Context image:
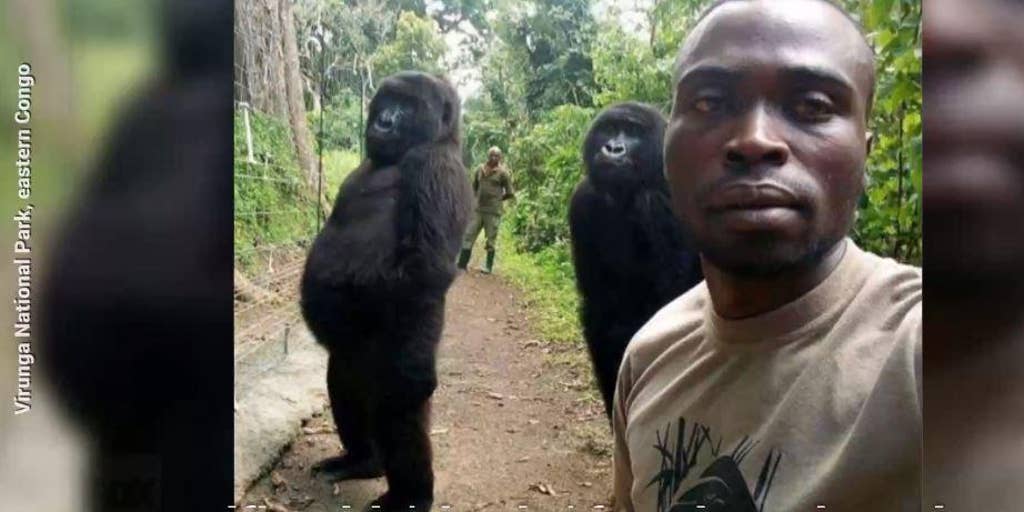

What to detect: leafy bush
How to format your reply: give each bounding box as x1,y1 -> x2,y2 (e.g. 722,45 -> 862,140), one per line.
322,149 -> 361,203
233,110 -> 317,270
591,22 -> 673,111
234,108 -> 298,165
462,104 -> 517,168
371,11 -> 448,79
847,0 -> 922,264
307,97 -> 363,152
504,105 -> 596,253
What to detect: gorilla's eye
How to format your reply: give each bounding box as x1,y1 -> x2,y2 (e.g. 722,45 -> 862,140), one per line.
792,92 -> 836,122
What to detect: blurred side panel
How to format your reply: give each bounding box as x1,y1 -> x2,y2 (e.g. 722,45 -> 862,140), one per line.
1,0 -> 234,510
924,0 -> 1024,508
1,1 -> 87,509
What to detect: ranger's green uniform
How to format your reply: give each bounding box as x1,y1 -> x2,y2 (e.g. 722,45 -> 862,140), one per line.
459,161 -> 514,273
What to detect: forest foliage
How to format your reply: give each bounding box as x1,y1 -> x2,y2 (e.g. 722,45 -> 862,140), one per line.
237,0 -> 922,309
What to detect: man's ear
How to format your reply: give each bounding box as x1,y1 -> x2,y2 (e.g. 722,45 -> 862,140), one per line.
865,131 -> 874,155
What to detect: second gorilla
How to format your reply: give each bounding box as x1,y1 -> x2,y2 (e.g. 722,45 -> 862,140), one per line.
570,102 -> 704,419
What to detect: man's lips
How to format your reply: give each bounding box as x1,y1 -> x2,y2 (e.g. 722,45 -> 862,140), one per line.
706,182 -> 802,212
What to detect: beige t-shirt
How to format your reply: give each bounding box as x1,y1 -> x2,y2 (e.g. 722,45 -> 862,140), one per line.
613,240 -> 921,511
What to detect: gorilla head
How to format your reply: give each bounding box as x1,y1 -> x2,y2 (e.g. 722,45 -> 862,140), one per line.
582,102 -> 667,194
366,72 -> 460,166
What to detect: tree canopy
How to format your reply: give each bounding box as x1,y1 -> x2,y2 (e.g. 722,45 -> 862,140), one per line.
281,0 -> 922,264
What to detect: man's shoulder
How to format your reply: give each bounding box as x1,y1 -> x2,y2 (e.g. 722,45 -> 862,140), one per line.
858,246 -> 921,282
852,247 -> 922,328
624,282 -> 709,371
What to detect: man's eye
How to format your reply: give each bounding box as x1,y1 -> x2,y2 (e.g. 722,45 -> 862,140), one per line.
692,94 -> 725,114
793,93 -> 836,122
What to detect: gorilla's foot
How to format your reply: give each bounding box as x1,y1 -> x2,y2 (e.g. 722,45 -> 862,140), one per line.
366,491 -> 432,511
311,453 -> 384,481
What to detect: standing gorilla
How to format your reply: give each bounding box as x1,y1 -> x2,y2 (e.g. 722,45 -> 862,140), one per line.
569,102 -> 703,419
300,71 -> 472,510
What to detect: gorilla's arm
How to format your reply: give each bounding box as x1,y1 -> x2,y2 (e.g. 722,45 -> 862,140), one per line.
569,181 -> 602,294
569,182 -> 622,336
395,143 -> 473,289
631,189 -> 704,298
570,181 -> 644,414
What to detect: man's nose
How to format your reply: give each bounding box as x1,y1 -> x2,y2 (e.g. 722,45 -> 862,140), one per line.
724,104 -> 790,169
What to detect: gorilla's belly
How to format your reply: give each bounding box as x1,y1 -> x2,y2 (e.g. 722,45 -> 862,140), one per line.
306,196 -> 400,287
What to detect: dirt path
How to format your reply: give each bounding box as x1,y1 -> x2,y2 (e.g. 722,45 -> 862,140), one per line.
240,270 -> 614,511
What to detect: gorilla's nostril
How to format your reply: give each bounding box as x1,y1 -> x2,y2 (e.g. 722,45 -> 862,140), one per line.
604,142 -> 626,156
375,117 -> 394,131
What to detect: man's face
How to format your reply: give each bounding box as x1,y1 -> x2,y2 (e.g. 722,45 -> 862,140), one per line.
924,0 -> 1024,290
665,0 -> 873,276
488,152 -> 501,165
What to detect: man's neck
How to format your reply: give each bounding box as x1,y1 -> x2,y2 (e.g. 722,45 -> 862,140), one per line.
703,241 -> 847,319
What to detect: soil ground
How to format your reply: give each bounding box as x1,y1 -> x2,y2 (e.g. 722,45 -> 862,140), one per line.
238,268 -> 614,511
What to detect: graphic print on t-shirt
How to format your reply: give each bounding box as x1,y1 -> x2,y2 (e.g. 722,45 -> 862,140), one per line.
647,417 -> 783,512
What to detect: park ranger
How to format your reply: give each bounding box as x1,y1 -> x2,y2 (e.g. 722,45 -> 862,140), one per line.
458,146 -> 515,274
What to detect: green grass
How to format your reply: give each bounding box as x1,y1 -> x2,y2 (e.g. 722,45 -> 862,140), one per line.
497,229 -> 583,346
322,149 -> 361,203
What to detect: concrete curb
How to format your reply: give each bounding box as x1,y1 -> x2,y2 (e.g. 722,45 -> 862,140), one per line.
234,325 -> 329,503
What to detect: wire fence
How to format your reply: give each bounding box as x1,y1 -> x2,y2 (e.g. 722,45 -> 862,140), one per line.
233,9 -> 372,391
233,95 -> 324,389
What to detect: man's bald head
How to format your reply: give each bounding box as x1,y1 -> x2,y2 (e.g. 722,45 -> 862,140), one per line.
676,0 -> 876,118
696,0 -> 873,45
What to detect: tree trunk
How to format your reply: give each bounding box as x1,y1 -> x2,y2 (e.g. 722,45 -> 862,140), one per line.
278,0 -> 319,196
234,10 -> 249,104
304,73 -> 321,114
235,0 -> 289,118
648,0 -> 659,53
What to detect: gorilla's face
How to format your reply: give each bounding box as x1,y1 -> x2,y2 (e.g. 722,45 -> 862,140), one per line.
366,72 -> 458,165
583,103 -> 666,193
664,0 -> 873,277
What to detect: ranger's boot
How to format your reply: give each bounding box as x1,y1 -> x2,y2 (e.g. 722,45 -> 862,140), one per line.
457,248 -> 472,270
481,250 -> 496,274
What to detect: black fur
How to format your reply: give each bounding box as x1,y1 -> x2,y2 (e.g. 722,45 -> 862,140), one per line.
300,71 -> 472,511
569,102 -> 703,420
38,1 -> 234,508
